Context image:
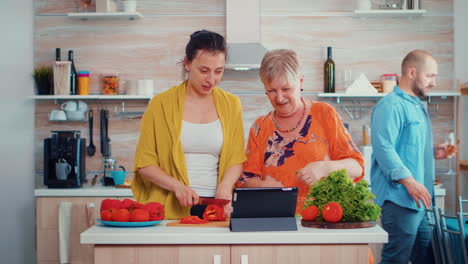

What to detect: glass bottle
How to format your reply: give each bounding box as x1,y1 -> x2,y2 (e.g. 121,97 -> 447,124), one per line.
324,46 -> 335,93
68,50 -> 78,95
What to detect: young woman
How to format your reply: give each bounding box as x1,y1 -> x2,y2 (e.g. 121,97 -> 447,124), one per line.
132,30 -> 246,219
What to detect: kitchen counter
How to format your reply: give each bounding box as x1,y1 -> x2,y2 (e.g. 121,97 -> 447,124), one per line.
34,186 -> 133,197
81,220 -> 387,264
81,220 -> 388,245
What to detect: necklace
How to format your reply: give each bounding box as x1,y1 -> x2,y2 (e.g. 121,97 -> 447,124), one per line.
272,97 -> 306,133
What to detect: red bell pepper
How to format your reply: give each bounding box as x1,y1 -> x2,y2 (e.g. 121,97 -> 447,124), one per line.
141,202 -> 165,221
202,204 -> 225,221
180,215 -> 209,224
100,199 -> 122,212
120,199 -> 143,211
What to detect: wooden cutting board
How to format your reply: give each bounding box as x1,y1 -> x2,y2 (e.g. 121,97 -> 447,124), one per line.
167,220 -> 229,228
301,219 -> 376,229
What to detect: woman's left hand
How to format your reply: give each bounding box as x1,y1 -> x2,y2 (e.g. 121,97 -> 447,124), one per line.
296,161 -> 330,186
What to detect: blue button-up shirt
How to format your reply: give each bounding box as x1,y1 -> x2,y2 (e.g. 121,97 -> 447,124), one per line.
371,86 -> 435,211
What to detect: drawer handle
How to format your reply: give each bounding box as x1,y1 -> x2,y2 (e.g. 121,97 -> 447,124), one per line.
241,254 -> 248,264
213,254 -> 221,264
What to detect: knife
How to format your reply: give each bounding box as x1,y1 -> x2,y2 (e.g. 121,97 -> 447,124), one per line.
198,198 -> 230,206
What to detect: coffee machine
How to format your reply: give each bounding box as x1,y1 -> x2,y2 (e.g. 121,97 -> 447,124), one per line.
44,131 -> 86,188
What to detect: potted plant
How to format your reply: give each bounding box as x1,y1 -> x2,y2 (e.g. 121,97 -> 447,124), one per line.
33,66 -> 53,95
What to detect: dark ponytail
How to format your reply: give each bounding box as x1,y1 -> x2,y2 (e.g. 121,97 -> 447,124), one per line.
185,30 -> 227,62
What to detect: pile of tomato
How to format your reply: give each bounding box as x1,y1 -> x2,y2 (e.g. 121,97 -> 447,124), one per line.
100,199 -> 164,222
301,202 -> 343,223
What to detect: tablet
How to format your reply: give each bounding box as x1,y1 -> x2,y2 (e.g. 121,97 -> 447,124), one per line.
231,187 -> 298,218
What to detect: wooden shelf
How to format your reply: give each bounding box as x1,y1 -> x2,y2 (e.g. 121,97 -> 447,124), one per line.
318,91 -> 460,104
353,9 -> 427,18
31,95 -> 152,100
67,12 -> 143,20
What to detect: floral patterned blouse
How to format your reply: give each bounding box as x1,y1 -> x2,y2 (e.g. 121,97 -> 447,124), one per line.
238,101 -> 364,214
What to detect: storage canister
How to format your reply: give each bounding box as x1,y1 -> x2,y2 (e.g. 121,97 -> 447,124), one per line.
381,74 -> 398,93
101,73 -> 119,95
77,71 -> 90,95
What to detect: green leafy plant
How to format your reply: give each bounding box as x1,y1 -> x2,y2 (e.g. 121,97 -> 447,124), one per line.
33,66 -> 52,82
33,66 -> 53,95
303,169 -> 381,222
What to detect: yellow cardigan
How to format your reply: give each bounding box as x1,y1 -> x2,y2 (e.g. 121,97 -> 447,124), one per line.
131,81 -> 247,219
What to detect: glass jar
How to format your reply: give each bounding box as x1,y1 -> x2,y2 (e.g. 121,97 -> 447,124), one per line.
77,71 -> 90,95
101,73 -> 119,95
79,0 -> 93,12
380,74 -> 398,94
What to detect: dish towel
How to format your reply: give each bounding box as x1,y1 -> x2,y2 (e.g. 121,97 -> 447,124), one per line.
58,202 -> 72,264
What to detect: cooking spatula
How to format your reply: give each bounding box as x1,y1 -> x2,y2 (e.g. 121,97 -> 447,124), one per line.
86,109 -> 96,156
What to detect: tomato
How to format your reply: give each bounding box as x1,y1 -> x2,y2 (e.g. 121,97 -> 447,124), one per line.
112,208 -> 130,222
321,202 -> 343,223
141,202 -> 165,221
180,215 -> 209,224
202,204 -> 225,221
130,209 -> 150,222
120,199 -> 143,211
301,205 -> 319,221
100,199 -> 122,212
100,209 -> 113,221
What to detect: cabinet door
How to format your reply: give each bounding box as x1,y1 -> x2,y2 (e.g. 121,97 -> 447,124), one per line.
231,244 -> 368,264
36,197 -> 112,264
94,245 -> 230,264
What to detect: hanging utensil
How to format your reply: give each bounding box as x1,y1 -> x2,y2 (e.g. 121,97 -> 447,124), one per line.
86,109 -> 96,156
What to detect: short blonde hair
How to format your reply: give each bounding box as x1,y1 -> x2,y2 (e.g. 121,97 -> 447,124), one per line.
259,49 -> 302,86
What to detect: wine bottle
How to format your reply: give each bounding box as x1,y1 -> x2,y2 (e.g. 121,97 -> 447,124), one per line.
324,46 -> 335,93
68,50 -> 77,95
55,48 -> 61,61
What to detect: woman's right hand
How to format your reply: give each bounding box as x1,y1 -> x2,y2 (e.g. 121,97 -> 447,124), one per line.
174,184 -> 199,207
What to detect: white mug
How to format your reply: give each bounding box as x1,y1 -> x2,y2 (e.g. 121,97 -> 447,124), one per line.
125,80 -> 138,95
55,159 -> 72,180
137,80 -> 154,96
61,101 -> 78,112
122,0 -> 137,12
49,109 -> 67,121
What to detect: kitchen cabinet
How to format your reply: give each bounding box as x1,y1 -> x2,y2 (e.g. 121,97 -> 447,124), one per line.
81,221 -> 387,264
94,245 -> 230,264
36,196 -> 122,264
231,244 -> 368,264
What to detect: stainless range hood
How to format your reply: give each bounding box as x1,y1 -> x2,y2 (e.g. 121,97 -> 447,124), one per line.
225,0 -> 268,70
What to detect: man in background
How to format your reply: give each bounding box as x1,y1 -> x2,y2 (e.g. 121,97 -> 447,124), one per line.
371,50 -> 452,264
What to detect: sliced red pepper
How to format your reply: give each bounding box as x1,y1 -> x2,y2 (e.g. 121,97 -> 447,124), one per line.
202,204 -> 225,221
180,215 -> 209,224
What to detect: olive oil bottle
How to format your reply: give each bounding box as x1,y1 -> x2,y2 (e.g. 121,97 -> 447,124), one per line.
324,46 -> 335,93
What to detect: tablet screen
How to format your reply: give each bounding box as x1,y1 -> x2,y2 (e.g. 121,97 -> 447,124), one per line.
231,187 -> 298,218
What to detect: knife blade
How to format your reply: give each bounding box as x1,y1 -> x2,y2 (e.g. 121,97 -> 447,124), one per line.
198,198 -> 230,206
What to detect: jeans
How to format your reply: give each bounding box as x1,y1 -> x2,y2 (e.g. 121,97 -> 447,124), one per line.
380,201 -> 434,264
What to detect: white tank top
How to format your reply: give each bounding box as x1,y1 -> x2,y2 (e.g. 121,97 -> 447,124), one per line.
180,119 -> 223,197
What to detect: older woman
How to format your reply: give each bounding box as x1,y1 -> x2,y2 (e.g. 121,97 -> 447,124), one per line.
132,30 -> 246,219
238,49 -> 364,214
